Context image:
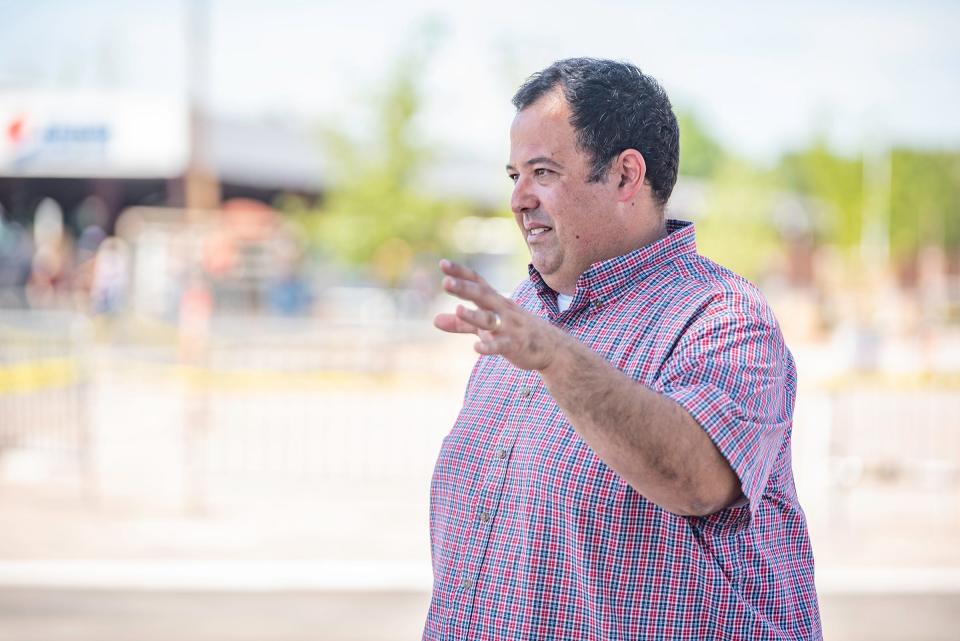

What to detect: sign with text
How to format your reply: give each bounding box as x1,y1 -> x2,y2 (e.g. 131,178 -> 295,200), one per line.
0,91 -> 189,178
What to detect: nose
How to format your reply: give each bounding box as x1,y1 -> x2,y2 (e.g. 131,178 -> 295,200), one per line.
511,175 -> 539,216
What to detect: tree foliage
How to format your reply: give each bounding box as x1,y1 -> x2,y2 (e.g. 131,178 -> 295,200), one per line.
889,150 -> 960,261
677,110 -> 726,179
776,141 -> 864,250
694,159 -> 782,281
287,36 -> 469,287
775,142 -> 960,266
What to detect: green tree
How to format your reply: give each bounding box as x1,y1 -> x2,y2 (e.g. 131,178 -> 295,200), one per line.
889,150 -> 960,263
775,143 -> 960,268
287,30 -> 470,287
677,110 -> 726,178
776,141 -> 864,251
695,159 -> 782,281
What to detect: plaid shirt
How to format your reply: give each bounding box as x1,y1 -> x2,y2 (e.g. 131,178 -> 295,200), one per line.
425,220 -> 821,640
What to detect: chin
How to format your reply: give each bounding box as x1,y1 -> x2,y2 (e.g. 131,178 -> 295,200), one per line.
530,256 -> 556,275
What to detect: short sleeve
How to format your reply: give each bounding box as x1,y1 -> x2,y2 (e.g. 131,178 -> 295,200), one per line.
658,300 -> 795,522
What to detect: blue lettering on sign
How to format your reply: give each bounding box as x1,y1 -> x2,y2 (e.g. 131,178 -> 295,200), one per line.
13,122 -> 112,171
42,124 -> 110,144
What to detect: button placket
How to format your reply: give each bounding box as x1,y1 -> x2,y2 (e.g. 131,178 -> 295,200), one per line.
445,382 -> 528,638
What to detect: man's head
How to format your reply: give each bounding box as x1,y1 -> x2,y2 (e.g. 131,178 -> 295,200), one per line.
507,58 -> 680,294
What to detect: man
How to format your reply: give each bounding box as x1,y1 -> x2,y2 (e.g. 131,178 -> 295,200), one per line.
425,58 -> 821,640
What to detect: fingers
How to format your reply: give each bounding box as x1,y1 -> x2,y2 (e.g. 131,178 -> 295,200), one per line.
436,260 -> 510,357
439,259 -> 501,309
456,305 -> 501,333
442,275 -> 502,310
433,313 -> 478,335
439,259 -> 486,285
474,336 -> 511,355
437,305 -> 501,335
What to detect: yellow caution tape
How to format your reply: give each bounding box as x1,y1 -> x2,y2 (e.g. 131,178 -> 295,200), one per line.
108,361 -> 457,394
3,356 -> 957,396
172,364 -> 443,392
0,359 -> 80,393
819,370 -> 960,391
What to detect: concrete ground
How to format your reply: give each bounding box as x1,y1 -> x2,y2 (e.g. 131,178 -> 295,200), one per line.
0,589 -> 431,641
1,588 -> 959,641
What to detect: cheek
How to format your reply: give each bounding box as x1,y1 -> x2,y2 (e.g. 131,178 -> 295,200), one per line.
562,197 -> 603,242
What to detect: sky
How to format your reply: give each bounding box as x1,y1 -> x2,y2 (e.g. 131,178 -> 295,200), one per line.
1,0 -> 959,166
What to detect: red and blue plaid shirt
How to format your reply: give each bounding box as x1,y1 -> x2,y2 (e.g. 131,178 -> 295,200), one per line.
425,220 -> 821,640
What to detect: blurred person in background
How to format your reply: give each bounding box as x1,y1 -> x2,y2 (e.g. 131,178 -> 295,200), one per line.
71,224 -> 107,310
428,58 -> 820,639
25,198 -> 73,308
266,226 -> 313,316
0,206 -> 33,308
89,236 -> 130,316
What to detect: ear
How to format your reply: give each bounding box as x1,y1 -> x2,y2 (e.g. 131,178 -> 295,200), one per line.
615,149 -> 647,202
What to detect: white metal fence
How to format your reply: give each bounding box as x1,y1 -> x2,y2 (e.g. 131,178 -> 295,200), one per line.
2,311 -> 959,515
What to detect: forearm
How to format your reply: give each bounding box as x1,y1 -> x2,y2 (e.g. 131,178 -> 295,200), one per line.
432,260 -> 741,515
539,331 -> 742,516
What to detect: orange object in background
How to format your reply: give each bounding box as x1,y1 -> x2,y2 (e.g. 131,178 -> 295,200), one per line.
221,198 -> 278,243
178,271 -> 213,364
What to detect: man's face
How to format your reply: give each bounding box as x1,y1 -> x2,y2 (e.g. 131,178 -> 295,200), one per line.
507,89 -> 622,295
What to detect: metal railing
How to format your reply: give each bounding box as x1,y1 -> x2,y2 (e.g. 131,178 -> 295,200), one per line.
0,310 -> 94,499
3,309 -> 959,516
826,378 -> 960,489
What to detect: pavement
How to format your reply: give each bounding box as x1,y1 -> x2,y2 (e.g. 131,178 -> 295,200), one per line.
0,588 -> 432,641
2,475 -> 959,641
1,584 -> 959,641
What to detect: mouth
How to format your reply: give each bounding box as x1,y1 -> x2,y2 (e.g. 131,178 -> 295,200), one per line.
526,225 -> 553,241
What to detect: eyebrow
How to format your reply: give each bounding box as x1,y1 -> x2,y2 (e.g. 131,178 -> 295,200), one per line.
506,157 -> 565,172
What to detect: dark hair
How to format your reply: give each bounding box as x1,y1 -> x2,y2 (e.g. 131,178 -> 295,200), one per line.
512,58 -> 679,208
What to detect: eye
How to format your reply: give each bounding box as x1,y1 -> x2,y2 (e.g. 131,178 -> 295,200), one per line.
507,172 -> 519,183
534,168 -> 553,178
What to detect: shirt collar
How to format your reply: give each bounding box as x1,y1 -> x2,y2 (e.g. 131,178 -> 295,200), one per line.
528,218 -> 697,314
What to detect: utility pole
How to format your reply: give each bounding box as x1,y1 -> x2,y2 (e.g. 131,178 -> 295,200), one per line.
181,0 -> 216,516
183,0 -> 220,216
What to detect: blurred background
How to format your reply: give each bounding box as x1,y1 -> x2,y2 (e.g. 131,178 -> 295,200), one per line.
1,1 -> 959,639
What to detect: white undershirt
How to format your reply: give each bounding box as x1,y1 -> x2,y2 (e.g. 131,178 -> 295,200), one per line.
557,293 -> 573,312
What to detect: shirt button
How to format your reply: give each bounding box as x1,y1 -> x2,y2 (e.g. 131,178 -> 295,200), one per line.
461,578 -> 473,590
479,511 -> 490,523
519,387 -> 532,398
496,448 -> 508,460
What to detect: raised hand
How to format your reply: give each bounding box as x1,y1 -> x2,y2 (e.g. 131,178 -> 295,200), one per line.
433,259 -> 564,372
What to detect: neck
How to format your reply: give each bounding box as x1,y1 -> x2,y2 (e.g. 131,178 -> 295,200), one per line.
614,215 -> 669,262
545,218 -> 670,296
643,217 -> 668,246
